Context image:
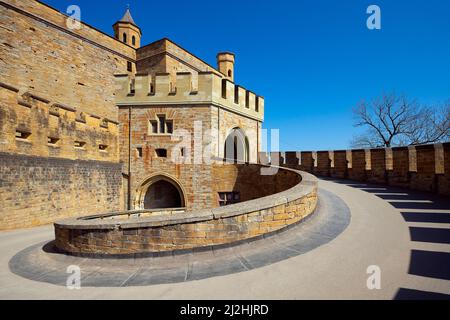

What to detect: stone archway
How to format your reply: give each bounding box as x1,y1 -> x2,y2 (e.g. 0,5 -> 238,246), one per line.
135,174 -> 186,210
224,127 -> 249,163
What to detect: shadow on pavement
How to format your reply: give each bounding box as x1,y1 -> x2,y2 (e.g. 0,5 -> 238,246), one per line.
394,288 -> 450,300
319,177 -> 450,299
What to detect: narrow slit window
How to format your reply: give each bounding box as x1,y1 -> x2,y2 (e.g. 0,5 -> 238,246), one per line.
234,85 -> 239,104
129,78 -> 135,95
137,147 -> 143,158
15,130 -> 31,140
158,115 -> 166,134
255,96 -> 259,112
74,141 -> 86,148
132,36 -> 136,46
48,137 -> 59,145
166,120 -> 173,134
150,120 -> 158,134
123,33 -> 127,44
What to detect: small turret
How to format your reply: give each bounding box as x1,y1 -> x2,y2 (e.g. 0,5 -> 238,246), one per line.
113,8 -> 141,48
217,52 -> 235,82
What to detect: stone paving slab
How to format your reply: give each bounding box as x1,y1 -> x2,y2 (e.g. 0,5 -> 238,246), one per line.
8,188 -> 351,287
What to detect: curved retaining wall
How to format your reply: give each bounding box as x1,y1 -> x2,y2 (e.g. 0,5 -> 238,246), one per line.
54,166 -> 318,255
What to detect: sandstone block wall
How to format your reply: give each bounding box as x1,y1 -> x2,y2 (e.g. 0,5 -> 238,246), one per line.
368,149 -> 388,184
0,0 -> 135,121
388,147 -> 410,188
211,163 -> 302,204
348,149 -> 368,181
264,142 -> 450,195
410,144 -> 437,192
119,105 -> 215,211
316,151 -> 331,177
0,152 -> 122,230
331,150 -> 348,178
0,85 -> 119,161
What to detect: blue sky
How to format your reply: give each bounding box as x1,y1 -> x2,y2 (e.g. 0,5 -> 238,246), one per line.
44,0 -> 450,151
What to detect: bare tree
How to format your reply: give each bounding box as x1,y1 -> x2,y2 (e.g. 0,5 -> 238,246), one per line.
351,93 -> 449,148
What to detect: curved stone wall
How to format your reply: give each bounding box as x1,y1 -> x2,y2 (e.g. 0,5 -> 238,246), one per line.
54,165 -> 318,256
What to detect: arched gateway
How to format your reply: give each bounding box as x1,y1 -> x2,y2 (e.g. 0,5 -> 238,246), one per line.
135,174 -> 186,210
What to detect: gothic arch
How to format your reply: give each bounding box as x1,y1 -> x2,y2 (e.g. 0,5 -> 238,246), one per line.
134,173 -> 186,210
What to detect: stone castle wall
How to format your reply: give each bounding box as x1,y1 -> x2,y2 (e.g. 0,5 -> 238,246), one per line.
136,38 -> 219,79
265,142 -> 450,195
0,0 -> 135,121
118,105 -> 215,211
0,0 -> 134,229
0,85 -> 119,161
0,152 -> 122,230
0,85 -> 124,230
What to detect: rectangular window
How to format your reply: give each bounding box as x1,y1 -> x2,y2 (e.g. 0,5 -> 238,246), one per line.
127,61 -> 133,72
158,115 -> 166,134
137,147 -> 143,158
129,79 -> 135,95
234,85 -> 239,104
48,137 -> 59,145
218,192 -> 240,206
15,130 -> 31,140
166,120 -> 173,134
245,91 -> 250,108
155,148 -> 167,158
150,121 -> 158,134
74,141 -> 86,148
149,83 -> 155,95
255,96 -> 259,112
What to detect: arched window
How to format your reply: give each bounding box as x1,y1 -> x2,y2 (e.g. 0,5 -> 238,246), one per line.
228,70 -> 232,78
123,33 -> 127,43
224,127 -> 249,163
132,35 -> 136,46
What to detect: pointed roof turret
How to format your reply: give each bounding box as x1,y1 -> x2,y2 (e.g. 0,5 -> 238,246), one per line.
113,6 -> 142,48
120,8 -> 136,25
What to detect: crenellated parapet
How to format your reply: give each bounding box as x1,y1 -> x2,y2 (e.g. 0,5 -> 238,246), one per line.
114,71 -> 264,121
260,143 -> 450,196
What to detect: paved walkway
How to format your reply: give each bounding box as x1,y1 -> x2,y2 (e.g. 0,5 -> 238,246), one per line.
0,179 -> 449,299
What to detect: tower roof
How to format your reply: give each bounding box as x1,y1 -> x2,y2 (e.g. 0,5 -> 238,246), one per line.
120,8 -> 136,25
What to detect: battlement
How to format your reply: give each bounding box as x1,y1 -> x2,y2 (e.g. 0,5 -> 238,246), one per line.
260,143 -> 450,196
114,72 -> 264,121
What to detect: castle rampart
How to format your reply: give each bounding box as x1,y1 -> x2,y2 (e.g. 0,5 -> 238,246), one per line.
262,143 -> 450,195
